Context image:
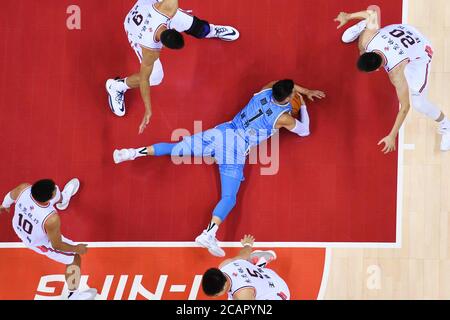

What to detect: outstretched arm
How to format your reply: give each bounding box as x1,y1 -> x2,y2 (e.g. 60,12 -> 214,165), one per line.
334,8 -> 380,30
1,183 -> 30,214
378,65 -> 411,154
138,47 -> 159,134
294,84 -> 326,102
219,235 -> 255,269
261,81 -> 326,102
45,214 -> 88,254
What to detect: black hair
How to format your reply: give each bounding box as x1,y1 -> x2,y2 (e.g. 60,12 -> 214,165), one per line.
202,268 -> 227,296
161,29 -> 185,50
272,79 -> 294,102
31,179 -> 56,203
357,52 -> 383,72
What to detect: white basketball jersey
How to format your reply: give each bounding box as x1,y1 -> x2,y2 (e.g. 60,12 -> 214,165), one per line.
366,24 -> 432,72
12,187 -> 58,247
221,260 -> 290,300
124,0 -> 170,52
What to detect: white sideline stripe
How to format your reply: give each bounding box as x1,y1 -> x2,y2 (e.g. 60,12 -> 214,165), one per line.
403,144 -> 416,150
0,242 -> 401,249
402,0 -> 409,24
317,248 -> 332,300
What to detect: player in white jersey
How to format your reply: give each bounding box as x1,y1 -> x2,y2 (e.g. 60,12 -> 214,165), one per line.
106,0 -> 240,134
0,179 -> 97,300
201,235 -> 290,300
334,6 -> 450,153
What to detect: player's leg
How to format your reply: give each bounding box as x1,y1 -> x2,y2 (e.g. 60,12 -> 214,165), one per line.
406,61 -> 450,151
106,53 -> 164,116
33,237 -> 97,300
66,254 -> 97,300
195,170 -> 243,257
169,9 -> 239,41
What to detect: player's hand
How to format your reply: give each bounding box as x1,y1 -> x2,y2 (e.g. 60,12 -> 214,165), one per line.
75,244 -> 88,255
138,111 -> 152,135
334,12 -> 350,29
241,235 -> 255,247
306,90 -> 326,102
0,206 -> 10,214
378,135 -> 397,154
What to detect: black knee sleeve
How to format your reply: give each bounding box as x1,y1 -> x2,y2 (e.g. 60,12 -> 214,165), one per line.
185,16 -> 211,39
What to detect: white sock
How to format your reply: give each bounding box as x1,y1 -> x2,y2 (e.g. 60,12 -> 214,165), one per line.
206,222 -> 219,237
133,147 -> 149,159
115,78 -> 130,92
205,24 -> 216,38
68,289 -> 78,298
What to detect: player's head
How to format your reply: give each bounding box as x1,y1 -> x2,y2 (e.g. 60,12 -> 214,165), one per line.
357,52 -> 383,72
202,268 -> 228,297
272,79 -> 295,104
161,29 -> 185,50
31,179 -> 56,203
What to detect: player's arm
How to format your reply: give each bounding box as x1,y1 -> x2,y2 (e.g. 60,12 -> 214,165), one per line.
276,112 -> 310,137
378,64 -> 411,154
335,9 -> 380,30
294,84 -> 326,102
45,214 -> 88,254
261,81 -> 277,91
0,183 -> 30,214
219,235 -> 255,269
138,47 -> 159,134
233,288 -> 256,301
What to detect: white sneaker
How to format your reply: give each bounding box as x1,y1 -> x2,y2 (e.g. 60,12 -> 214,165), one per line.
113,149 -> 137,164
209,25 -> 240,41
195,231 -> 225,257
439,126 -> 450,151
342,20 -> 367,43
250,250 -> 277,268
68,288 -> 98,300
56,178 -> 81,211
106,79 -> 126,117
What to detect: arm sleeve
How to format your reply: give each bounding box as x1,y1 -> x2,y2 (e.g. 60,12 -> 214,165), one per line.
290,105 -> 310,137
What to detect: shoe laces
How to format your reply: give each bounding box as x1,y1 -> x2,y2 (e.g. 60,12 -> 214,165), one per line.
215,27 -> 228,35
115,91 -> 125,104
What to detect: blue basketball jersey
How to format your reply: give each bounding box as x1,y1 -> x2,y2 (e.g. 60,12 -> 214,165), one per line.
231,89 -> 292,148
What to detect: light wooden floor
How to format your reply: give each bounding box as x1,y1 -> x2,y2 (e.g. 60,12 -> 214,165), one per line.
324,0 -> 450,300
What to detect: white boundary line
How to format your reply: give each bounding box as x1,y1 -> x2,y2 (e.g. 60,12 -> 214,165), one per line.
317,248 -> 332,300
0,2 -> 408,252
0,241 -> 401,249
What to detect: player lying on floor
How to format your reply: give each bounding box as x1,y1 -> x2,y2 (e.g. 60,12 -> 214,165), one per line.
106,0 -> 240,134
201,234 -> 290,300
113,79 -> 325,257
0,179 -> 97,300
335,5 -> 450,153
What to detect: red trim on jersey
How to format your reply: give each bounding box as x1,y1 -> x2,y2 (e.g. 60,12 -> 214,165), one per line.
364,31 -> 380,51
39,246 -> 76,257
42,211 -> 57,234
419,61 -> 431,93
152,4 -> 172,19
16,185 -> 31,202
30,195 -> 51,208
387,58 -> 410,73
153,23 -> 168,44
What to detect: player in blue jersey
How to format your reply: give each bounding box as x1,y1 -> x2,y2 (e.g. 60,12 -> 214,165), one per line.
112,80 -> 325,256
